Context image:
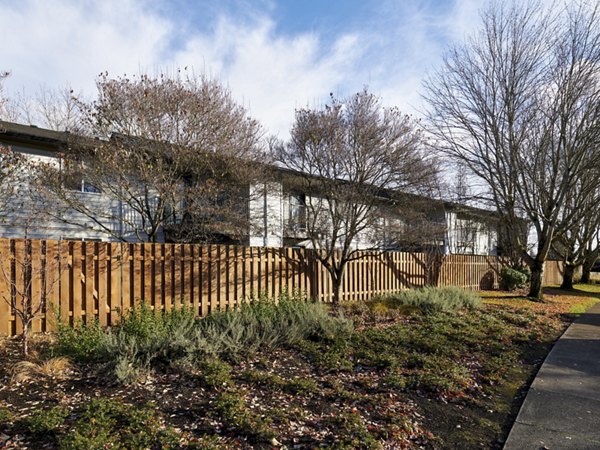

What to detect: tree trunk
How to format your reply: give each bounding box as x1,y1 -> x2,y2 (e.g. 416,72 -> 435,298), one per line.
528,259 -> 545,299
560,263 -> 576,290
581,250 -> 598,284
331,265 -> 346,305
22,326 -> 29,356
581,267 -> 591,284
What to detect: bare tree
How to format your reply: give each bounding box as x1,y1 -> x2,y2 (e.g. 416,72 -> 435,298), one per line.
423,1 -> 600,299
273,90 -> 439,304
580,241 -> 600,283
553,180 -> 600,289
37,70 -> 265,243
1,84 -> 84,132
0,240 -> 62,355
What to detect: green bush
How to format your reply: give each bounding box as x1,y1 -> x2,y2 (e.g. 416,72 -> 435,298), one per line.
55,320 -> 109,363
500,267 -> 529,291
56,293 -> 353,384
59,398 -> 180,450
0,407 -> 14,424
26,406 -> 69,434
213,391 -> 275,442
197,358 -> 233,388
369,287 -> 481,313
194,294 -> 353,360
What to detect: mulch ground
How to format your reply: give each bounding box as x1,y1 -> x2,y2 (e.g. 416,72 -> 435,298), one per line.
1,285 -> 597,449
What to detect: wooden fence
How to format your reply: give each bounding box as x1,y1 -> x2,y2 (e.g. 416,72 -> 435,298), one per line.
543,260 -> 565,286
0,238 -> 561,337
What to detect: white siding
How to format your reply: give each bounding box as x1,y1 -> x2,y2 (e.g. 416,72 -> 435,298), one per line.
445,211 -> 498,255
0,144 -> 120,241
248,182 -> 283,247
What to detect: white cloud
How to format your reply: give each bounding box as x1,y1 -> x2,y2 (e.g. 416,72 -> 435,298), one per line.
0,0 -> 365,137
1,0 -> 558,138
172,16 -> 363,136
0,0 -> 173,95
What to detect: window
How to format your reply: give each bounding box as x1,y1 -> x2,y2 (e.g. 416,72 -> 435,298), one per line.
287,192 -> 306,232
61,159 -> 101,194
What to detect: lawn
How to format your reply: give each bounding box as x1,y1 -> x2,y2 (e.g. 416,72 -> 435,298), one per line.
0,285 -> 598,449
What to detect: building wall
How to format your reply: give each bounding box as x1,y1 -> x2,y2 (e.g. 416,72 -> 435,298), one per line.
1,132 -> 502,253
0,143 -> 121,241
445,211 -> 498,255
248,182 -> 283,247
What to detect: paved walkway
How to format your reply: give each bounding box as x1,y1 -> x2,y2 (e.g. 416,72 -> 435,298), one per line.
504,302 -> 600,450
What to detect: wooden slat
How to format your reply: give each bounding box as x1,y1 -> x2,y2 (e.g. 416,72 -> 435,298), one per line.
144,243 -> 153,307
164,245 -> 172,312
224,245 -> 231,310
84,242 -> 95,324
44,241 -> 60,332
253,247 -> 260,299
131,244 -> 142,307
216,245 -> 223,311
30,240 -> 43,333
183,244 -> 191,309
0,240 -> 12,336
97,243 -> 108,327
109,243 -> 122,326
199,245 -> 207,316
235,246 -> 242,307
206,245 -> 213,313
70,241 -> 83,325
12,240 -> 24,336
121,244 -> 131,315
174,244 -> 183,309
191,245 -> 200,316
59,241 -> 71,326
154,244 -> 164,312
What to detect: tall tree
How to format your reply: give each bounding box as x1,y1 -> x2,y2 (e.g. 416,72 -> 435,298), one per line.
274,90 -> 439,304
423,1 -> 600,299
37,70 -> 265,243
12,84 -> 84,132
553,180 -> 600,289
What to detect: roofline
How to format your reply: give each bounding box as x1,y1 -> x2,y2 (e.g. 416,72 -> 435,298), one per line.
0,120 -> 71,149
0,120 -> 504,220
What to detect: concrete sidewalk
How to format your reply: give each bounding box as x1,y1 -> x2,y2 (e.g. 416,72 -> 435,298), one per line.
504,302 -> 600,450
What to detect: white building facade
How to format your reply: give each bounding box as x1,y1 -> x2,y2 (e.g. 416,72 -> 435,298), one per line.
0,121 -> 501,255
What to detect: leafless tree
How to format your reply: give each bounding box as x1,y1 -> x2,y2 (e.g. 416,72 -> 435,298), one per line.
580,241 -> 600,283
423,1 -> 600,299
0,240 -> 62,355
0,84 -> 85,132
36,70 -> 266,243
273,90 -> 440,304
553,180 -> 600,289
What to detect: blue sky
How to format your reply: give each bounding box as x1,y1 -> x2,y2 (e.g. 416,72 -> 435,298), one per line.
0,0 -> 544,137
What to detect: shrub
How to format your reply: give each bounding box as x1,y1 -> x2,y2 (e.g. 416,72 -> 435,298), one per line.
213,390 -> 275,442
59,398 -> 180,450
323,411 -> 381,449
500,267 -> 529,291
55,320 -> 108,362
194,294 -> 353,360
56,293 -> 353,383
198,358 -> 233,388
0,407 -> 14,424
369,287 -> 481,313
26,406 -> 69,434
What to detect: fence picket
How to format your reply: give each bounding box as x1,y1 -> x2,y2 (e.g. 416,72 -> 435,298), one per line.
0,240 -> 11,336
